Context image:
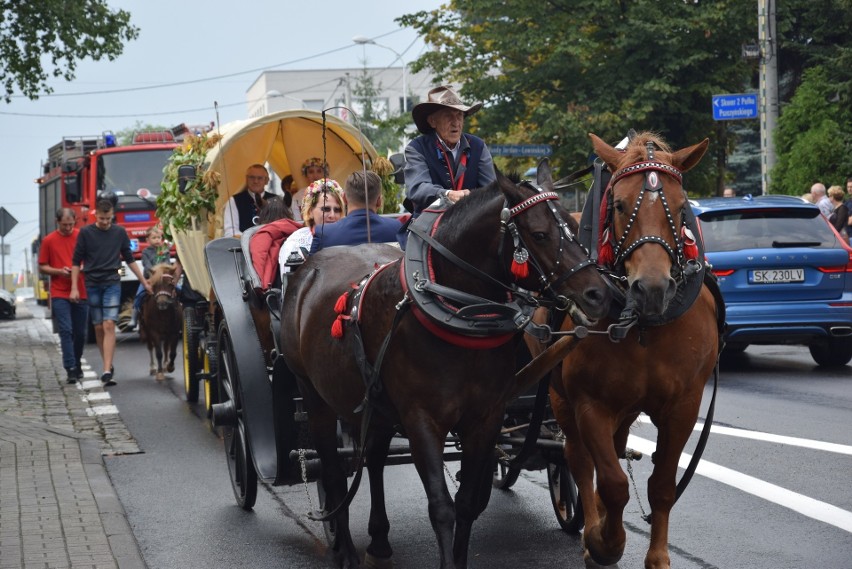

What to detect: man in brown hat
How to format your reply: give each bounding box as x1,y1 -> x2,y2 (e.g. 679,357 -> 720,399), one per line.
403,85 -> 496,215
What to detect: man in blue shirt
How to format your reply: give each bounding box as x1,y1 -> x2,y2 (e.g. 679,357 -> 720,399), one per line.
311,171 -> 402,253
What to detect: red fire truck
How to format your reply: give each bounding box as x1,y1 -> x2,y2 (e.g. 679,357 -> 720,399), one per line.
35,126 -> 193,326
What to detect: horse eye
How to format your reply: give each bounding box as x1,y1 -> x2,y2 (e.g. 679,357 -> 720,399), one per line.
614,200 -> 625,214
532,231 -> 547,241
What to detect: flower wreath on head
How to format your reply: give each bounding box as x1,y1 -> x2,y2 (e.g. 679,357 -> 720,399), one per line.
301,178 -> 345,224
301,157 -> 328,176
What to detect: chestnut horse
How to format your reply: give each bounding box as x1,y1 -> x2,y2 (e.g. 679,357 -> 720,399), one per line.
280,169 -> 611,569
547,133 -> 723,568
140,263 -> 182,381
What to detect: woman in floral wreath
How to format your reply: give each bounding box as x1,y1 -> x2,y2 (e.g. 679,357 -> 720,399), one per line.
278,178 -> 345,277
290,157 -> 329,221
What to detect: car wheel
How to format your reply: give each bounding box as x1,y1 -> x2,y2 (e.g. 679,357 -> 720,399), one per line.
809,337 -> 852,367
723,342 -> 748,353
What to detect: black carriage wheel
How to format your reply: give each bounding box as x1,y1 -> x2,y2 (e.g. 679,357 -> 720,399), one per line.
182,308 -> 201,402
547,462 -> 584,534
217,322 -> 258,510
493,455 -> 522,490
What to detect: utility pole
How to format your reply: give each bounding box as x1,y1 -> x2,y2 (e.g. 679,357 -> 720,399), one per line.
759,0 -> 779,194
23,248 -> 30,287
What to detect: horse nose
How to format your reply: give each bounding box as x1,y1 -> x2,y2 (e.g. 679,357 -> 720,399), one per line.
629,276 -> 677,316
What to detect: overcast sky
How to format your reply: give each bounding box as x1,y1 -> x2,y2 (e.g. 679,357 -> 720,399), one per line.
0,0 -> 441,278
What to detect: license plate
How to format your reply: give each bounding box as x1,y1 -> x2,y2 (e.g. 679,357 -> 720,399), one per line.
749,268 -> 804,284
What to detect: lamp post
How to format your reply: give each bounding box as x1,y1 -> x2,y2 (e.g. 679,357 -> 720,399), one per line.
352,36 -> 408,114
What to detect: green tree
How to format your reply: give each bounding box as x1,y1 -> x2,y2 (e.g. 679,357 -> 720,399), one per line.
115,122 -> 171,145
771,66 -> 852,195
401,0 -> 756,195
0,1 -> 138,102
401,0 -> 852,195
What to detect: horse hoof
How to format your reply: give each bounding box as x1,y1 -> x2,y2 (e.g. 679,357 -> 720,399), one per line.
167,363 -> 175,372
363,552 -> 393,569
156,373 -> 165,381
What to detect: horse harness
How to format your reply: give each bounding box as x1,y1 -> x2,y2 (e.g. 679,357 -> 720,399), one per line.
312,186 -> 599,522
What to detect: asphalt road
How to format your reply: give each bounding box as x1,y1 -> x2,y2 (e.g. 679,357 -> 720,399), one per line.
92,334 -> 852,569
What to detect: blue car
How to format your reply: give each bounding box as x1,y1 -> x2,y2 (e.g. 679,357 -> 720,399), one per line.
691,194 -> 852,367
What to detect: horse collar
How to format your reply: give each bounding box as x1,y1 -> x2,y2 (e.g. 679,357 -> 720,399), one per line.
401,208 -> 534,347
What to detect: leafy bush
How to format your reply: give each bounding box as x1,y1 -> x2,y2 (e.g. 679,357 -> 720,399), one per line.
157,132 -> 222,240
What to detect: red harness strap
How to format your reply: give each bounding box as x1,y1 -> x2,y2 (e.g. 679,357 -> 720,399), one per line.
399,257 -> 515,350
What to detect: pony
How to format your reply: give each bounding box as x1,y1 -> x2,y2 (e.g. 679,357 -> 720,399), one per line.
280,169 -> 612,569
546,132 -> 723,569
140,263 -> 182,381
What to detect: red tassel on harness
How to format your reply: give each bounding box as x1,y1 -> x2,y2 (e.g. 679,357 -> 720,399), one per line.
334,291 -> 349,314
511,248 -> 530,279
682,226 -> 698,260
331,315 -> 345,339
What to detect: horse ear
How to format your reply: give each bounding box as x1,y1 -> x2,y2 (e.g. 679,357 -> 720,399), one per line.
671,138 -> 709,173
536,158 -> 553,189
589,133 -> 622,172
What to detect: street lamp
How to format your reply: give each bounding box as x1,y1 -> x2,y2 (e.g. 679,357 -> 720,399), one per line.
352,36 -> 408,113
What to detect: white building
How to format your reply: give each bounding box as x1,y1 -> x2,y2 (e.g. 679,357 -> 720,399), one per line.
246,67 -> 435,121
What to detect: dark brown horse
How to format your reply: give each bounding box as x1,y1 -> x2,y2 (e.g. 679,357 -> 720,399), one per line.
547,132 -> 721,568
280,169 -> 612,569
140,263 -> 182,381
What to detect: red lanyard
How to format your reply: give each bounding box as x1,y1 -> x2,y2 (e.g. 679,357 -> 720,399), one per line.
437,141 -> 468,191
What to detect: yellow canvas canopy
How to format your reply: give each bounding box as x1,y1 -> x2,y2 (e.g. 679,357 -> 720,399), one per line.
208,109 -> 378,227
174,109 -> 378,299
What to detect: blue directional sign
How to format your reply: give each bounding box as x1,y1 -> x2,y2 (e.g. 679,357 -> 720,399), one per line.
489,144 -> 552,157
712,93 -> 758,121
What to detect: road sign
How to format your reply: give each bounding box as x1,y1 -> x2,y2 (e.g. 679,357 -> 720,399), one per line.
489,144 -> 553,157
0,207 -> 18,237
712,93 -> 758,121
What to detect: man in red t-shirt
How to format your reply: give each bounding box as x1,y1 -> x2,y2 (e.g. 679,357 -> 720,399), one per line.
38,208 -> 89,383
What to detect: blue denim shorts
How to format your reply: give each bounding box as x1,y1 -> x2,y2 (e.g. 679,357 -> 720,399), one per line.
86,283 -> 121,324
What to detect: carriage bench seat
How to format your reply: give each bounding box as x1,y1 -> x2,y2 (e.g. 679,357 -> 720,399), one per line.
241,218 -> 304,293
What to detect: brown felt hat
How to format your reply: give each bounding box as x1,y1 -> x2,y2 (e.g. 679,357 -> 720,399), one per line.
412,85 -> 483,134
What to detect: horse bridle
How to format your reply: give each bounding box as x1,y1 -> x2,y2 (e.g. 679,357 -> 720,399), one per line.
153,274 -> 177,302
503,181 -> 596,308
606,143 -> 695,281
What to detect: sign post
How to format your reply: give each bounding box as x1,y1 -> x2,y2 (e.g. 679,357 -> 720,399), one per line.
0,207 -> 18,289
489,144 -> 553,157
712,94 -> 758,121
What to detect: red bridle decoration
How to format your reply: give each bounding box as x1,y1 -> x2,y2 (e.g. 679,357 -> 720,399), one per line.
506,191 -> 559,280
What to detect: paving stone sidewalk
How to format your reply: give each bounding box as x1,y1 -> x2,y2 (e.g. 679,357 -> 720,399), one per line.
0,304 -> 146,569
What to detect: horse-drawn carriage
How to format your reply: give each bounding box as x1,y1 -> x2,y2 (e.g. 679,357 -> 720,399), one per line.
174,119 -> 724,569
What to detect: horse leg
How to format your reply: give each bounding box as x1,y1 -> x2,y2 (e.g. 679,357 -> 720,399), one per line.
363,427 -> 394,569
166,333 -> 177,373
309,405 -> 360,569
452,418 -> 502,569
148,341 -> 157,376
155,340 -> 165,381
644,403 -> 701,569
406,420 -> 456,569
574,406 -> 629,566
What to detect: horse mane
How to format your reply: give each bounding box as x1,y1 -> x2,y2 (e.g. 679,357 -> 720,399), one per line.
148,263 -> 177,286
620,132 -> 673,167
433,180 -> 505,244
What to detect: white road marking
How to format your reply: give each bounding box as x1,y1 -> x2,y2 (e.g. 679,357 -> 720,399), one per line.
627,434 -> 852,534
84,392 -> 112,402
692,422 -> 852,455
86,405 -> 119,416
